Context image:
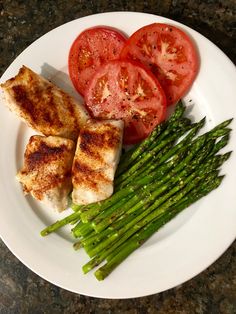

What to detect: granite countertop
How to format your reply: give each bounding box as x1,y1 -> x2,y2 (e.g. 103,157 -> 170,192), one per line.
0,1 -> 235,313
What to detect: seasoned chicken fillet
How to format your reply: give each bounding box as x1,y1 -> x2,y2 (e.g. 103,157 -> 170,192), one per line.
17,135 -> 75,212
72,119 -> 124,205
0,66 -> 89,140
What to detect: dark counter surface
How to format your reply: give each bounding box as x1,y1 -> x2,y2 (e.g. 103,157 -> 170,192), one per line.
0,1 -> 235,313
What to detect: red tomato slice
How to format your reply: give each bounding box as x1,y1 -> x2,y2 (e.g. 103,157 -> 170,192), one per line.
68,26 -> 127,95
84,60 -> 167,145
120,23 -> 199,106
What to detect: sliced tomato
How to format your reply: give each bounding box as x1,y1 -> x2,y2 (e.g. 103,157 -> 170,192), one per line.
84,60 -> 167,144
68,26 -> 127,95
120,23 -> 199,106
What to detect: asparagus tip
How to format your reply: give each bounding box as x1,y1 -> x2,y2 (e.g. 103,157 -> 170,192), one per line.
222,134 -> 230,140
226,117 -> 234,124
224,151 -> 233,160
200,116 -> 206,123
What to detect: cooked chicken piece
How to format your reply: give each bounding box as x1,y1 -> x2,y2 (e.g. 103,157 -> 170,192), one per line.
0,66 -> 89,140
72,119 -> 124,205
17,135 -> 75,212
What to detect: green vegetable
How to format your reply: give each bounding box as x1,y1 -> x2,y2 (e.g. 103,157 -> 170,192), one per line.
94,174 -> 225,281
83,172 -> 223,277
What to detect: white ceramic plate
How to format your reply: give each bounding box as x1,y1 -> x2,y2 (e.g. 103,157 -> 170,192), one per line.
0,12 -> 236,299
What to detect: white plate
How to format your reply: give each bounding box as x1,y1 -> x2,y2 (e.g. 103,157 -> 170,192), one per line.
0,12 -> 236,299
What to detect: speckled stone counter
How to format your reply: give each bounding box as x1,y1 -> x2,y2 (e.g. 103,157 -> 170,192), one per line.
0,1 -> 236,313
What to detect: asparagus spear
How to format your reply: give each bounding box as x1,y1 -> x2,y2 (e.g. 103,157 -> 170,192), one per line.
209,118 -> 233,131
86,156 -> 222,258
209,134 -> 230,156
96,151 -> 230,238
94,174 -> 225,280
83,172 -> 223,275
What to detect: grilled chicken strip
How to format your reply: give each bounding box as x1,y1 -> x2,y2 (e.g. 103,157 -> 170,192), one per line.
17,135 -> 75,212
0,66 -> 89,140
72,119 -> 124,205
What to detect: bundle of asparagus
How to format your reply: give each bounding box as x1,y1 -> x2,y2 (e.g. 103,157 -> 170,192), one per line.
40,101 -> 232,281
